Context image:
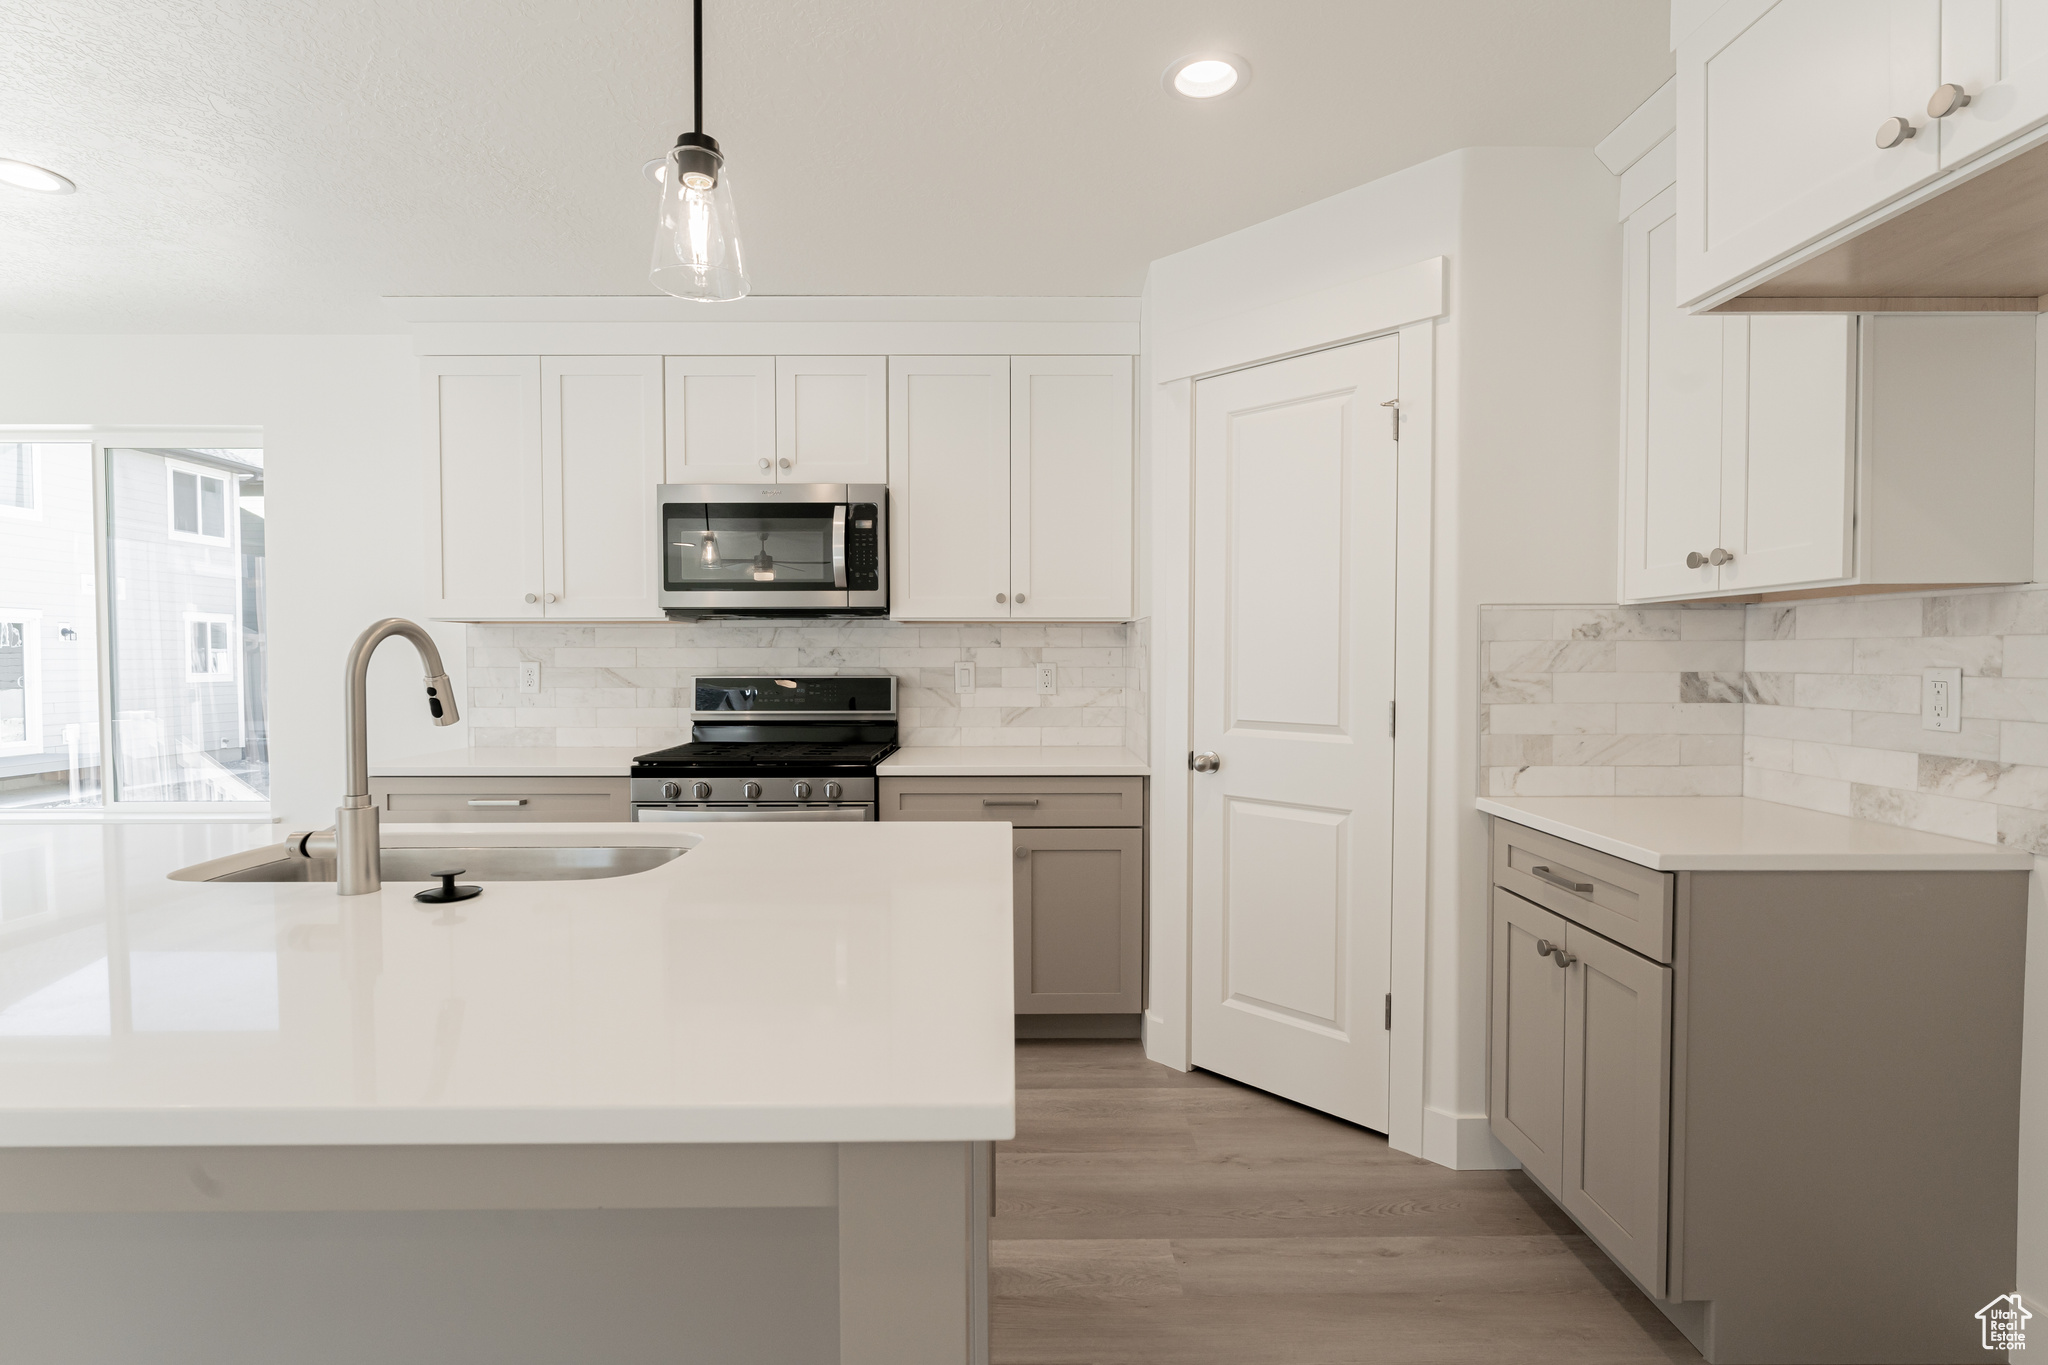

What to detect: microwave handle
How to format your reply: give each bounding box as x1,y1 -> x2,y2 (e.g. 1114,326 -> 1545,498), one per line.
831,505 -> 848,589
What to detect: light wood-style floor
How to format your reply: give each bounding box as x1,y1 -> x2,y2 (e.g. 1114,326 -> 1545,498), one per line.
990,1040 -> 1702,1365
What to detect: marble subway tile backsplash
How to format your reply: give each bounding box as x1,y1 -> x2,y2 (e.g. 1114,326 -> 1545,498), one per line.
1479,605 -> 1748,797
465,620 -> 1137,751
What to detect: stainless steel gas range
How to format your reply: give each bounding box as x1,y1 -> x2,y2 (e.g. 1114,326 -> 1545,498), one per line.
628,674 -> 897,823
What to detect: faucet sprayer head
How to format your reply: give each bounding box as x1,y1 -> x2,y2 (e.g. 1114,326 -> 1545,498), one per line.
424,674 -> 459,725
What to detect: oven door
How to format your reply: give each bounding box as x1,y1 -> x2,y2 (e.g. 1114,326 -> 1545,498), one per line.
633,804 -> 875,823
658,484 -> 886,614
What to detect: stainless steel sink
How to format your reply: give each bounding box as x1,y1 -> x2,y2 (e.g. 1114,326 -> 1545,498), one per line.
204,845 -> 685,883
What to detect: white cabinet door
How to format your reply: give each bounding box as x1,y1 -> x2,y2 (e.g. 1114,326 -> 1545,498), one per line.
1624,188 -> 1729,600
421,356 -> 544,619
542,357 -> 665,619
1490,889 -> 1570,1197
1676,0 -> 1942,306
1010,356 -> 1133,621
888,357 -> 1013,620
664,356 -> 774,483
1717,315 -> 1857,591
777,356 -> 888,484
1939,0 -> 2048,167
1561,924 -> 1672,1298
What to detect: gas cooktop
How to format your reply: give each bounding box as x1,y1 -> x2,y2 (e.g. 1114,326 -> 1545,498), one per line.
633,739 -> 897,771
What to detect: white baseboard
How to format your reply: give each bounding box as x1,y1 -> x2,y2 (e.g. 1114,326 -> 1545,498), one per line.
1421,1106 -> 1521,1170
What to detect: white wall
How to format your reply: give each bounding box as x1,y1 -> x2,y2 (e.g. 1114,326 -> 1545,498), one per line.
0,335 -> 458,829
1141,146 -> 1620,1163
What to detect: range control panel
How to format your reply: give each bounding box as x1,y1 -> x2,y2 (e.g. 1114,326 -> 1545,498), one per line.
847,503 -> 881,592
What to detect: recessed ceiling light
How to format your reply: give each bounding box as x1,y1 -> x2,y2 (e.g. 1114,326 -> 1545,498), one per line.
0,158 -> 76,194
1163,52 -> 1251,101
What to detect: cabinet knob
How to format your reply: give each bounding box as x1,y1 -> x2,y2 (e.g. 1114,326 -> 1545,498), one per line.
1709,547 -> 1734,566
757,458 -> 771,470
778,457 -> 792,470
1553,950 -> 1577,969
1927,83 -> 1972,119
524,593 -> 539,603
1876,115 -> 1917,148
996,592 -> 1007,604
1015,593 -> 1026,604
1536,938 -> 1556,958
1015,846 -> 1028,860
1686,551 -> 1709,569
543,592 -> 558,603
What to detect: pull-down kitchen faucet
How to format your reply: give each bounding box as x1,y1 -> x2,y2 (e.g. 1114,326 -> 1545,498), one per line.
298,618 -> 460,895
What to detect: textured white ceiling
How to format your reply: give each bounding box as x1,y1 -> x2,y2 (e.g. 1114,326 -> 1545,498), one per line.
1,1 -> 1672,332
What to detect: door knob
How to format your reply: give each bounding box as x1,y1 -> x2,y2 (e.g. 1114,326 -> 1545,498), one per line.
1876,116 -> 1917,148
1928,83 -> 1971,119
1190,751 -> 1220,773
1709,547 -> 1734,566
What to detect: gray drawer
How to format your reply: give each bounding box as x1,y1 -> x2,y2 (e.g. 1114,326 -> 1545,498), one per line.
1492,819 -> 1673,963
878,776 -> 1144,827
372,776 -> 630,823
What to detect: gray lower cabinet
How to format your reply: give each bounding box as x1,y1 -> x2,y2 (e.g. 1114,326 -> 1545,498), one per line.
367,775 -> 631,822
1488,818 -> 2026,1365
881,776 -> 1145,1015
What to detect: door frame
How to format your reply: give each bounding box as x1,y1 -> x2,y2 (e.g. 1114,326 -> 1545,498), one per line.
1143,258 -> 1441,1159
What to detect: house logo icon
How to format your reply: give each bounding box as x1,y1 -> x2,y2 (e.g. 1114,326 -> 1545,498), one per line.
1978,1293 -> 2031,1351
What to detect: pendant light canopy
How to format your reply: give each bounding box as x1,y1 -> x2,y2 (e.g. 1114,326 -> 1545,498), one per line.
651,0 -> 749,301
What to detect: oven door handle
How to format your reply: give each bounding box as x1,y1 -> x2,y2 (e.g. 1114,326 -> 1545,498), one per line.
831,505 -> 848,589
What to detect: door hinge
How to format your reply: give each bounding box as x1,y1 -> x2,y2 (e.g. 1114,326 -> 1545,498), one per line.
1384,993 -> 1392,1031
1389,700 -> 1396,737
1380,398 -> 1400,441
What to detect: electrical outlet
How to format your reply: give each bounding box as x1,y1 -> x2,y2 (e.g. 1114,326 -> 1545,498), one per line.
518,662 -> 541,695
954,662 -> 976,694
1923,667 -> 1962,732
1035,662 -> 1058,695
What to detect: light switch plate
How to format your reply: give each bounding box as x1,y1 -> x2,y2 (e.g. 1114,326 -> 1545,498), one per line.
954,662 -> 975,694
1035,662 -> 1058,695
1923,667 -> 1962,732
518,662 -> 541,695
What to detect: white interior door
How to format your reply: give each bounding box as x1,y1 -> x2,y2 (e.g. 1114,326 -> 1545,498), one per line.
1189,337 -> 1398,1132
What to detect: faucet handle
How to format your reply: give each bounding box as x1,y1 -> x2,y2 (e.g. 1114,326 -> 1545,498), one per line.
415,870 -> 480,904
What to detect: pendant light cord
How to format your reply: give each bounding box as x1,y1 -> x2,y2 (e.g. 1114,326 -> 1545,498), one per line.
693,0 -> 703,134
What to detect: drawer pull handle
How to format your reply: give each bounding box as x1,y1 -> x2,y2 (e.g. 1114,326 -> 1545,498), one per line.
982,799 -> 1040,807
1530,864 -> 1593,894
467,799 -> 528,808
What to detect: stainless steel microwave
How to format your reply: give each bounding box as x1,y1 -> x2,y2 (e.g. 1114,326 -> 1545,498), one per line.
657,483 -> 887,618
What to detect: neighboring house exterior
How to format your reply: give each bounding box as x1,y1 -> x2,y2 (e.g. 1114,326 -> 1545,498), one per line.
0,443 -> 102,805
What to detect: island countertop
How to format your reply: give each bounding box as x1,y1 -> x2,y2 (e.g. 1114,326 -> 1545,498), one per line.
0,820 -> 1015,1148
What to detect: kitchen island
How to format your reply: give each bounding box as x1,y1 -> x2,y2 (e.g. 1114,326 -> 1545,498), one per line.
0,819 -> 1013,1365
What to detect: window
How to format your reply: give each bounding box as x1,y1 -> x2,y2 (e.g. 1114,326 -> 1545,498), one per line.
185,615 -> 233,680
166,460 -> 229,543
0,436 -> 265,812
0,444 -> 39,518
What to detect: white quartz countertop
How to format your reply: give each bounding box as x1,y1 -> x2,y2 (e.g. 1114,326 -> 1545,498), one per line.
0,821 -> 1015,1148
371,747 -> 644,777
877,747 -> 1150,777
373,745 -> 1151,779
1477,795 -> 2036,871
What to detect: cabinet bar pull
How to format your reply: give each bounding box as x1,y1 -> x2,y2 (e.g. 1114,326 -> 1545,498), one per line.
1530,864 -> 1593,894
467,798 -> 528,808
982,799 -> 1040,807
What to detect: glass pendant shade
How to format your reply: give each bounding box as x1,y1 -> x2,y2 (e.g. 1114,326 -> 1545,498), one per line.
651,134 -> 749,302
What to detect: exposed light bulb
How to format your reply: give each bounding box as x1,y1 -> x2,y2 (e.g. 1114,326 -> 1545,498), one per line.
750,532 -> 775,581
699,530 -> 720,566
650,141 -> 747,301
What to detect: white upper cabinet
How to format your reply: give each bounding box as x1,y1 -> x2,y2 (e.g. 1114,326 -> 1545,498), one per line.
542,357 -> 666,618
663,356 -> 775,483
776,356 -> 888,484
1937,0 -> 2048,166
422,356 -> 545,620
1676,0 -> 1942,305
889,356 -> 1014,620
1010,356 -> 1134,621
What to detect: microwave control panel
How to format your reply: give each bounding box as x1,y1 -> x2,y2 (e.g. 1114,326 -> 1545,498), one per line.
847,504 -> 881,591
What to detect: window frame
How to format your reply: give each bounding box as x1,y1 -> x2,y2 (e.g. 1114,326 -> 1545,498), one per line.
164,457 -> 233,546
0,608 -> 44,758
183,612 -> 236,682
0,443 -> 45,521
0,428 -> 266,820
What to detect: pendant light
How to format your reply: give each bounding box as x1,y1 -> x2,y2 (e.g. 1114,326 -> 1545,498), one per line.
749,532 -> 776,581
650,0 -> 749,301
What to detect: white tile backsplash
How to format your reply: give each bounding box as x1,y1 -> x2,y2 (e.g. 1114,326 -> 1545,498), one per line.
468,619 -> 1139,751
